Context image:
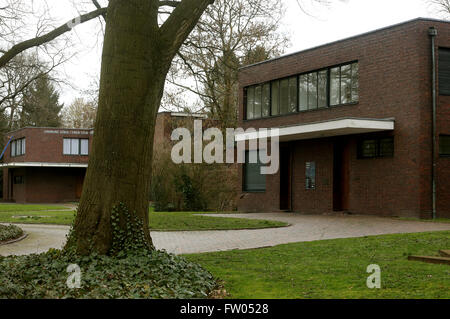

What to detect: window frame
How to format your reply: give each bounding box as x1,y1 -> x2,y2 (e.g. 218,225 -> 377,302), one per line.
438,47 -> 450,96
243,60 -> 359,121
63,138 -> 89,156
10,138 -> 26,158
439,135 -> 450,157
357,136 -> 394,159
242,150 -> 266,193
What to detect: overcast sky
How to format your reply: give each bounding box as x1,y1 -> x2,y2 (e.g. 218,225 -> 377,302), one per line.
46,0 -> 439,106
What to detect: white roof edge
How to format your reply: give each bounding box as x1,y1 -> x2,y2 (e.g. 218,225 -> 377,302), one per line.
235,118 -> 395,141
170,112 -> 208,119
0,162 -> 88,168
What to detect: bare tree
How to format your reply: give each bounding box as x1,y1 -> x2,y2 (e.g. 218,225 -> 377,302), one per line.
62,97 -> 97,128
427,0 -> 450,18
166,0 -> 289,128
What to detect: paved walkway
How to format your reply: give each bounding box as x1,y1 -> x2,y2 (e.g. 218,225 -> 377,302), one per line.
1,213 -> 450,256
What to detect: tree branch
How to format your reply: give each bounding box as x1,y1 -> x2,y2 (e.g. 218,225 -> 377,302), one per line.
0,7 -> 107,68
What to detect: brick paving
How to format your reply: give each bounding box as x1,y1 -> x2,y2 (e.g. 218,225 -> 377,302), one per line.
1,213 -> 450,256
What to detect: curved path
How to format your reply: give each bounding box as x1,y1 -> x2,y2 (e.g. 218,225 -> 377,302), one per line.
1,213 -> 450,256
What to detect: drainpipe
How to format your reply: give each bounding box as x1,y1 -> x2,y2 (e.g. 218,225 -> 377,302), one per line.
428,27 -> 437,220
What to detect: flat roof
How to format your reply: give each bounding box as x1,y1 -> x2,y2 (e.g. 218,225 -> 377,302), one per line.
240,17 -> 450,71
5,127 -> 93,135
0,162 -> 88,168
235,118 -> 395,142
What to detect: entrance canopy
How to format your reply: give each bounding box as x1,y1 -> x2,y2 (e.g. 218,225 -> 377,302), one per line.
235,118 -> 395,142
0,162 -> 88,168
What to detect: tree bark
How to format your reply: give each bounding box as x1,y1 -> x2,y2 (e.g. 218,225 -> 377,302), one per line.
68,0 -> 214,255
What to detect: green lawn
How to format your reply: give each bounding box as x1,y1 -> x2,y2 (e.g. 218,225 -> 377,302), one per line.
0,204 -> 69,212
0,205 -> 288,231
185,231 -> 450,299
396,217 -> 450,223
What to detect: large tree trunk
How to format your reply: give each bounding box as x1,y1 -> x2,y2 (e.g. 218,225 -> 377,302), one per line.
68,0 -> 163,255
66,0 -> 214,255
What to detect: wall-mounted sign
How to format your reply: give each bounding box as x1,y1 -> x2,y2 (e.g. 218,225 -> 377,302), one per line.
305,162 -> 316,190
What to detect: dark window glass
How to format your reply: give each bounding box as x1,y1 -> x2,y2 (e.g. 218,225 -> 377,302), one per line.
305,162 -> 316,190
318,70 -> 328,108
243,150 -> 266,192
379,138 -> 394,157
262,83 -> 270,117
246,86 -> 254,119
271,81 -> 279,116
13,176 -> 24,184
360,139 -> 378,158
279,78 -> 289,114
439,48 -> 450,95
439,135 -> 450,156
299,74 -> 308,111
358,137 -> 394,159
308,72 -> 318,110
330,67 -> 340,106
254,85 -> 262,119
289,76 -> 298,113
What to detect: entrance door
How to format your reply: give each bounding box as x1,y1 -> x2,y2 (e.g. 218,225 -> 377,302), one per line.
280,145 -> 292,211
333,140 -> 350,211
75,173 -> 85,199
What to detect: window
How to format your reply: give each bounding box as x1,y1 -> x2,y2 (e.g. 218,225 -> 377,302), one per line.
440,135 -> 450,157
358,137 -> 394,159
254,85 -> 262,118
330,62 -> 359,106
305,162 -> 316,190
10,138 -> 25,157
262,83 -> 270,117
246,86 -> 254,119
271,81 -> 279,116
244,61 -> 359,119
299,74 -> 308,111
279,78 -> 289,115
246,83 -> 271,119
439,48 -> 450,95
13,176 -> 24,184
64,138 -> 89,155
308,72 -> 318,110
243,150 -> 266,192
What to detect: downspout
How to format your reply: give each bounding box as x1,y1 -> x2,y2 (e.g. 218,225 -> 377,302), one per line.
428,27 -> 437,220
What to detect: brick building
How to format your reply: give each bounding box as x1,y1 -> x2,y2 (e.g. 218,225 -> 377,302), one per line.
237,18 -> 450,219
1,112 -> 206,203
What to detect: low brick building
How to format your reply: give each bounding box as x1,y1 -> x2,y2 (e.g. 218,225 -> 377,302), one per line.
1,112 -> 206,203
237,18 -> 450,219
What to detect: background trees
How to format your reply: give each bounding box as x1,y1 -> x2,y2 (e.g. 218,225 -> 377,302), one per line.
19,75 -> 63,127
166,0 -> 289,128
61,98 -> 97,129
427,0 -> 450,18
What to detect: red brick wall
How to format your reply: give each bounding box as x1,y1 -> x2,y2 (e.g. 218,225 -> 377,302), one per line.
3,127 -> 93,164
237,19 -> 450,218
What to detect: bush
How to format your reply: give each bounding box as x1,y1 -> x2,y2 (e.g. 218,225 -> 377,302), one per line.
151,141 -> 237,212
0,224 -> 23,242
0,249 -> 219,299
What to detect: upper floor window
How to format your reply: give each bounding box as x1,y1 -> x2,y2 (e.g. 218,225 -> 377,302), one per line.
63,138 -> 89,156
439,48 -> 450,96
439,135 -> 450,157
244,61 -> 359,120
358,137 -> 394,159
11,138 -> 25,157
